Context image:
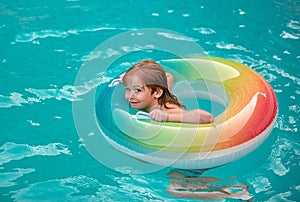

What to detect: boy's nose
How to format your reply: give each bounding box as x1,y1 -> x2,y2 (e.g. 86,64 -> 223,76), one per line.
129,92 -> 136,99
126,91 -> 135,99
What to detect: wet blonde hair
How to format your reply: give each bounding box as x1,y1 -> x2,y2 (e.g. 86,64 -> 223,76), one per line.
122,60 -> 184,109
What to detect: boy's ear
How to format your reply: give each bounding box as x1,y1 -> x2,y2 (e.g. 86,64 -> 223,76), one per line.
154,88 -> 163,98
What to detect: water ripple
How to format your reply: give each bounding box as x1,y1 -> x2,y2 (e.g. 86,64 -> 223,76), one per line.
250,175 -> 271,194
15,27 -> 132,43
265,137 -> 300,176
0,93 -> 28,108
16,30 -> 69,43
0,168 -> 35,187
106,174 -> 166,201
275,114 -> 298,133
282,20 -> 300,40
193,27 -> 216,35
280,31 -> 299,40
267,64 -> 300,86
269,191 -> 293,201
157,32 -> 198,42
10,175 -> 100,201
9,174 -> 166,201
0,142 -> 71,167
225,53 -> 300,86
0,72 -> 112,108
215,42 -> 252,53
287,20 -> 300,30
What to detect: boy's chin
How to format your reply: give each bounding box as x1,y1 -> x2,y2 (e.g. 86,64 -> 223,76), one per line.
129,103 -> 143,110
130,105 -> 142,110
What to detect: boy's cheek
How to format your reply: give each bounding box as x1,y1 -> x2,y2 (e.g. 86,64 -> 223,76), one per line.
124,93 -> 129,99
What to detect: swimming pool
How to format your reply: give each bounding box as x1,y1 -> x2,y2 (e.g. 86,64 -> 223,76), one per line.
1,0 -> 299,201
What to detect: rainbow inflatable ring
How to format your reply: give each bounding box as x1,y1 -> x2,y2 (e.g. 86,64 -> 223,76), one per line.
96,56 -> 278,169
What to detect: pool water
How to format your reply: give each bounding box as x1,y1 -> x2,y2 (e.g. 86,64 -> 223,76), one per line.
1,0 -> 299,201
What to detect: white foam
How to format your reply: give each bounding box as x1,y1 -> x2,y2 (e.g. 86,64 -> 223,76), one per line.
280,31 -> 299,40
215,42 -> 252,53
251,175 -> 271,194
157,32 -> 198,42
193,27 -> 216,35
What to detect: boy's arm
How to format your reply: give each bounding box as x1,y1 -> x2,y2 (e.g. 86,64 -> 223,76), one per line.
167,109 -> 213,124
150,109 -> 213,124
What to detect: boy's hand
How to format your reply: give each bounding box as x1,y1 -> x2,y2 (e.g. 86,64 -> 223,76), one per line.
149,109 -> 168,122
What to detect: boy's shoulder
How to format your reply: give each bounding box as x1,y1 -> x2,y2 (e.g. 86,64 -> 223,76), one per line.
163,103 -> 184,113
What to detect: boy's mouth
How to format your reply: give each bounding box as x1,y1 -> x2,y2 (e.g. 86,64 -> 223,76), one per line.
129,101 -> 140,108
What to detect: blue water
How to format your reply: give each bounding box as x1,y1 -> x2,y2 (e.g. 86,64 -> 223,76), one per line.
1,0 -> 299,201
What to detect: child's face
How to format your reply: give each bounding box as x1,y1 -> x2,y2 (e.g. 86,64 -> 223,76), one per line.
124,75 -> 159,111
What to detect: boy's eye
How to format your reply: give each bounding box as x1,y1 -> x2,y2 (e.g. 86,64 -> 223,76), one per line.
125,86 -> 143,94
134,88 -> 142,93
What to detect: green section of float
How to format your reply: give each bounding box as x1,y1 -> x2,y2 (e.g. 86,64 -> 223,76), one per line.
160,56 -> 240,84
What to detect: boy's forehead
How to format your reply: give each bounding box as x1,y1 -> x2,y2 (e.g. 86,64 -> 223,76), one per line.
125,74 -> 145,86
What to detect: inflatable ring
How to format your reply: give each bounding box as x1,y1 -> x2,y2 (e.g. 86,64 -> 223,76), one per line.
96,56 -> 278,169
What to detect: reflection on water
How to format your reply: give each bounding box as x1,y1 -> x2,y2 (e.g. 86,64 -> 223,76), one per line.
165,170 -> 253,201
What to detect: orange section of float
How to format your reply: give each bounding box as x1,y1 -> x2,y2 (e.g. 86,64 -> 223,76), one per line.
211,57 -> 277,150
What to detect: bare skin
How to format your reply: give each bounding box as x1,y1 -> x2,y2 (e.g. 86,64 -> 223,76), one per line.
150,107 -> 213,124
166,72 -> 174,92
124,74 -> 213,124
